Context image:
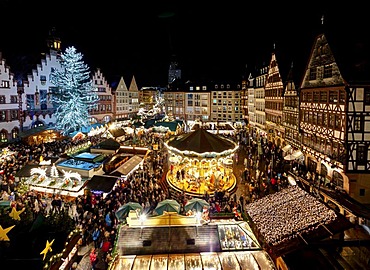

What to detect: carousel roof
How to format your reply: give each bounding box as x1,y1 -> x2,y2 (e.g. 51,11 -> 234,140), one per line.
167,128 -> 236,153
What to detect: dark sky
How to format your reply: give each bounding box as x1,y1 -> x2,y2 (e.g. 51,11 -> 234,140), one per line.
0,1 -> 368,87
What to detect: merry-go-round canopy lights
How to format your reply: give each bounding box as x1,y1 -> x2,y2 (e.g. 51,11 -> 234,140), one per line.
165,128 -> 239,159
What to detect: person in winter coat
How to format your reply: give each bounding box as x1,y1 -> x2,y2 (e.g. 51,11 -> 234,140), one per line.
89,248 -> 98,270
92,226 -> 101,249
105,211 -> 112,228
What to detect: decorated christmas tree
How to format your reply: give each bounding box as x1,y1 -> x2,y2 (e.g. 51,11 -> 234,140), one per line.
50,46 -> 99,135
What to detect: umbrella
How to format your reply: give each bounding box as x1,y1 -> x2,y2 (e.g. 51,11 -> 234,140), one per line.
154,199 -> 181,215
115,202 -> 143,221
184,198 -> 210,213
284,154 -> 295,161
287,175 -> 297,186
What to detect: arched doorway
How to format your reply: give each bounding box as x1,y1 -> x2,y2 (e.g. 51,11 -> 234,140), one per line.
332,171 -> 344,189
308,157 -> 317,173
11,127 -> 19,140
320,163 -> 328,184
0,129 -> 8,143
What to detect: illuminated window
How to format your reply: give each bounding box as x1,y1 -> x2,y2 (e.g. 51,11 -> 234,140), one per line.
323,65 -> 332,78
1,80 -> 9,88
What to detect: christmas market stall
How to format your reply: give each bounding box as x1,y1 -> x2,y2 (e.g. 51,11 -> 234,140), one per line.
164,128 -> 239,197
23,163 -> 88,199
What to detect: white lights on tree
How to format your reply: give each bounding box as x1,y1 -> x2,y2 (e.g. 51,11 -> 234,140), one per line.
62,170 -> 82,182
50,46 -> 99,135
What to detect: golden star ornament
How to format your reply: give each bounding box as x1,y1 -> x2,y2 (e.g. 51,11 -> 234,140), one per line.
40,239 -> 55,260
9,207 -> 25,221
0,225 -> 15,241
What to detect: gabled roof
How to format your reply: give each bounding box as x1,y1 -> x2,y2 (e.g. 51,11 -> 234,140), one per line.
110,155 -> 143,177
92,138 -> 120,150
144,119 -> 157,129
167,128 -> 236,153
108,128 -> 126,138
153,121 -> 179,132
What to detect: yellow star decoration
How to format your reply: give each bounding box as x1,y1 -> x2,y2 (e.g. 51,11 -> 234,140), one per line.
0,225 -> 15,241
40,239 -> 55,260
9,207 -> 25,221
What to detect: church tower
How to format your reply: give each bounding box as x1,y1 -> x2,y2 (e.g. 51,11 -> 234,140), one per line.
44,27 -> 61,56
168,54 -> 181,85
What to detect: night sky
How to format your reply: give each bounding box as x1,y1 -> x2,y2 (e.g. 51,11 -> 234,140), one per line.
0,1 -> 368,87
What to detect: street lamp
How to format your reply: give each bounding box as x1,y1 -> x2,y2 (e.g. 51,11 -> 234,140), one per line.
195,211 -> 201,237
139,213 -> 146,239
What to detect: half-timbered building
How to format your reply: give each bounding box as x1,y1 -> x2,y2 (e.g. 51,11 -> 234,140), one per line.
299,32 -> 370,203
282,63 -> 302,154
90,68 -> 114,124
265,52 -> 285,147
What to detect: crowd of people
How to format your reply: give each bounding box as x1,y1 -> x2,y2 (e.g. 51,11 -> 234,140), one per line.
246,185 -> 338,246
0,124 -> 307,269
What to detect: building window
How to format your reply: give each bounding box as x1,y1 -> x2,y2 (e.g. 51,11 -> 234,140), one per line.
329,91 -> 338,103
309,68 -> 317,80
354,115 -> 364,131
313,91 -> 319,102
365,88 -> 370,105
308,158 -> 317,172
357,145 -> 368,165
320,91 -> 327,103
10,95 -> 18,103
323,65 -> 333,78
40,75 -> 47,85
0,130 -> 7,142
0,96 -> 5,104
320,164 -> 328,179
0,111 -> 6,121
1,80 -> 9,88
26,95 -> 35,110
10,110 -> 18,120
360,189 -> 365,196
40,90 -> 48,110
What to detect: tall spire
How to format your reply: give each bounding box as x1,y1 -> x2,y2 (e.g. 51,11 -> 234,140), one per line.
321,15 -> 325,25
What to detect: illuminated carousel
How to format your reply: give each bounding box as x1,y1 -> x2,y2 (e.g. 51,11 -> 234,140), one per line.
165,128 -> 239,197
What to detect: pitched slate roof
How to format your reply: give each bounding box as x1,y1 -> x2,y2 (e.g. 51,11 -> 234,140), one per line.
167,128 -> 236,153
